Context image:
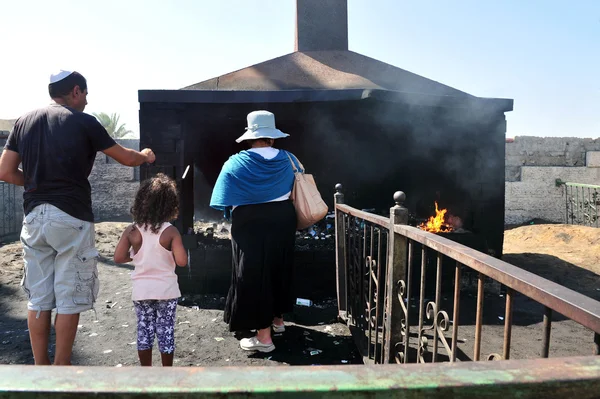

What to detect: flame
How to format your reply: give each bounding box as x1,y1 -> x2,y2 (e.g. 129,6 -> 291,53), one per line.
419,202 -> 453,233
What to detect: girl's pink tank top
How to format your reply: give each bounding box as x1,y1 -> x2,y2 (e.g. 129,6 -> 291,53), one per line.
130,222 -> 181,301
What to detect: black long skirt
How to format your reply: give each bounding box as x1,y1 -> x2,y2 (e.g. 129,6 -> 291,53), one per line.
224,200 -> 297,331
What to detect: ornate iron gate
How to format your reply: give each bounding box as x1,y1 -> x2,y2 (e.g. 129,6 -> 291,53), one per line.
334,183 -> 600,364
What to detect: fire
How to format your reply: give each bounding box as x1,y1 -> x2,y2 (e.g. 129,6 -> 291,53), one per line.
419,202 -> 453,233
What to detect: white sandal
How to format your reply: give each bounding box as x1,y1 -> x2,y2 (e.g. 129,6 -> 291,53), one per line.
240,336 -> 275,353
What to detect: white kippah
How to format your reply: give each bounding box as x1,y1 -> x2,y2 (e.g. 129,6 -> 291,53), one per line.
49,70 -> 74,84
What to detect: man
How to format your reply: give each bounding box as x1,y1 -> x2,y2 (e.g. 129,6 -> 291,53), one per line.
0,70 -> 156,365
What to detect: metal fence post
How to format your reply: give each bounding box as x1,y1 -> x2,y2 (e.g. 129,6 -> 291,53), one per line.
334,183 -> 348,319
384,191 -> 408,363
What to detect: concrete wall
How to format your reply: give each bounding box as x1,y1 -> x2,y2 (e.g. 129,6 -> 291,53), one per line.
505,137 -> 600,225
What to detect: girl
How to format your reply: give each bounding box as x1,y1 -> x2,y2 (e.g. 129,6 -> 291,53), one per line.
114,173 -> 187,366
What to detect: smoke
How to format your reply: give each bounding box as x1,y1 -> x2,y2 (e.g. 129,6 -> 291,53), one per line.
187,98 -> 507,233
290,99 -> 506,221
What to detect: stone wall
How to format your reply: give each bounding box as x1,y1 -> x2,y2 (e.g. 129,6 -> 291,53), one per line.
0,132 -> 22,238
3,131 -> 600,226
0,136 -> 139,222
0,182 -> 23,240
505,137 -> 600,225
90,139 -> 140,221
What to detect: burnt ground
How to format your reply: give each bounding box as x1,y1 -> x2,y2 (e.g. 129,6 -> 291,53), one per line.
1,222 -> 599,366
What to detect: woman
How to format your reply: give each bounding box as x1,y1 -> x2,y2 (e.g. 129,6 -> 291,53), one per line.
210,110 -> 299,353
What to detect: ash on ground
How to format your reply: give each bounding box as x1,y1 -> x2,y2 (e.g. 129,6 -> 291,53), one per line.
295,214 -> 335,251
191,213 -> 336,251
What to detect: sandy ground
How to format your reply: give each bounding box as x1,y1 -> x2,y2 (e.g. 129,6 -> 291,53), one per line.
1,222 -> 599,366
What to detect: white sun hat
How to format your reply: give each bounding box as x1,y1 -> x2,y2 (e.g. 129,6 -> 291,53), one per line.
235,110 -> 290,143
49,70 -> 74,84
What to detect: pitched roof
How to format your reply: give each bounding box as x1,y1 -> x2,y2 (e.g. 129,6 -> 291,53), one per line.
183,50 -> 472,98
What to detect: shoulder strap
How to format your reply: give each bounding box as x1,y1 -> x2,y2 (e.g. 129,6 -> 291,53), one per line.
285,151 -> 304,173
285,151 -> 299,173
136,222 -> 171,237
157,222 -> 172,236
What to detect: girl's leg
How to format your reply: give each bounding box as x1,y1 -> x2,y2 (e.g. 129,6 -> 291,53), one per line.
160,352 -> 174,367
133,300 -> 156,366
138,349 -> 153,367
155,298 -> 178,367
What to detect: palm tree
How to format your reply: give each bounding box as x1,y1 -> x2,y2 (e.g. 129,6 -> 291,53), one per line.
92,112 -> 133,139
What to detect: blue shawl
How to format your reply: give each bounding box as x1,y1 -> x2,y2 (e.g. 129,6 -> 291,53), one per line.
210,150 -> 302,211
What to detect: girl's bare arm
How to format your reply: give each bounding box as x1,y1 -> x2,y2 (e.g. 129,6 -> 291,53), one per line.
114,225 -> 134,263
170,229 -> 188,267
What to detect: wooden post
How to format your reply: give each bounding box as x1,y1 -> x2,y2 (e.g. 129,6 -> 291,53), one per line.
384,191 -> 408,364
334,183 -> 347,320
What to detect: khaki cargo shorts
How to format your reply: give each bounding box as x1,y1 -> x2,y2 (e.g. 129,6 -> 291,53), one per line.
20,204 -> 99,315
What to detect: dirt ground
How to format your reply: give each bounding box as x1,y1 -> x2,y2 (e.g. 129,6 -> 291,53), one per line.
0,222 -> 358,367
457,223 -> 600,361
1,222 -> 599,366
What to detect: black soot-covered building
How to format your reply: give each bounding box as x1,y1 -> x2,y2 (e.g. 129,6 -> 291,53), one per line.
138,0 -> 513,297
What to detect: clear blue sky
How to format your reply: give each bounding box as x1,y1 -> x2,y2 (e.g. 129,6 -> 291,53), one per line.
1,0 -> 598,138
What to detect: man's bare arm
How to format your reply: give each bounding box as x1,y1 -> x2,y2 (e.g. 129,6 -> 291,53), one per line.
0,149 -> 24,186
102,144 -> 156,167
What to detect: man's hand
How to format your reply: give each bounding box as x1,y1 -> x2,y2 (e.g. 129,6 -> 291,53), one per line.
103,144 -> 155,167
141,148 -> 156,164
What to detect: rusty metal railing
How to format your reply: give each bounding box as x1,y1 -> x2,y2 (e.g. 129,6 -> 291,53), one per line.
337,200 -> 390,363
334,185 -> 600,365
556,179 -> 600,227
2,358 -> 600,398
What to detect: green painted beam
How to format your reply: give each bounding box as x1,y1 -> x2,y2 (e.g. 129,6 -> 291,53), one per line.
1,356 -> 600,398
564,182 -> 600,189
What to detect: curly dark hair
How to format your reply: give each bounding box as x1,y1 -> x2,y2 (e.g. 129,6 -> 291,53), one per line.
130,173 -> 179,233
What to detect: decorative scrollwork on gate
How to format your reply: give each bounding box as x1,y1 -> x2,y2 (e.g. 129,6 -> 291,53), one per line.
365,256 -> 377,324
392,279 -> 409,363
418,301 -> 452,362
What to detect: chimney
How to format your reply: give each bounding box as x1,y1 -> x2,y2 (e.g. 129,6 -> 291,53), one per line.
295,0 -> 348,52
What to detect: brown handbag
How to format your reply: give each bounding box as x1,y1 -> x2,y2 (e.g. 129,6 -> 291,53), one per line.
286,153 -> 328,230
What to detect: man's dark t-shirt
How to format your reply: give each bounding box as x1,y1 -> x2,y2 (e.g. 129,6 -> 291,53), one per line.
4,104 -> 116,222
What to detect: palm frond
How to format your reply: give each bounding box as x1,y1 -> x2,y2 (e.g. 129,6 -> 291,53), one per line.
93,112 -> 132,139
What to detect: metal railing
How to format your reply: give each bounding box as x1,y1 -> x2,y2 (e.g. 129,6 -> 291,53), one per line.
334,184 -> 600,365
556,179 -> 600,227
0,182 -> 21,241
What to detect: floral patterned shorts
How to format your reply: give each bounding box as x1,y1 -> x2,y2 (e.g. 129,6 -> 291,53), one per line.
133,298 -> 178,354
